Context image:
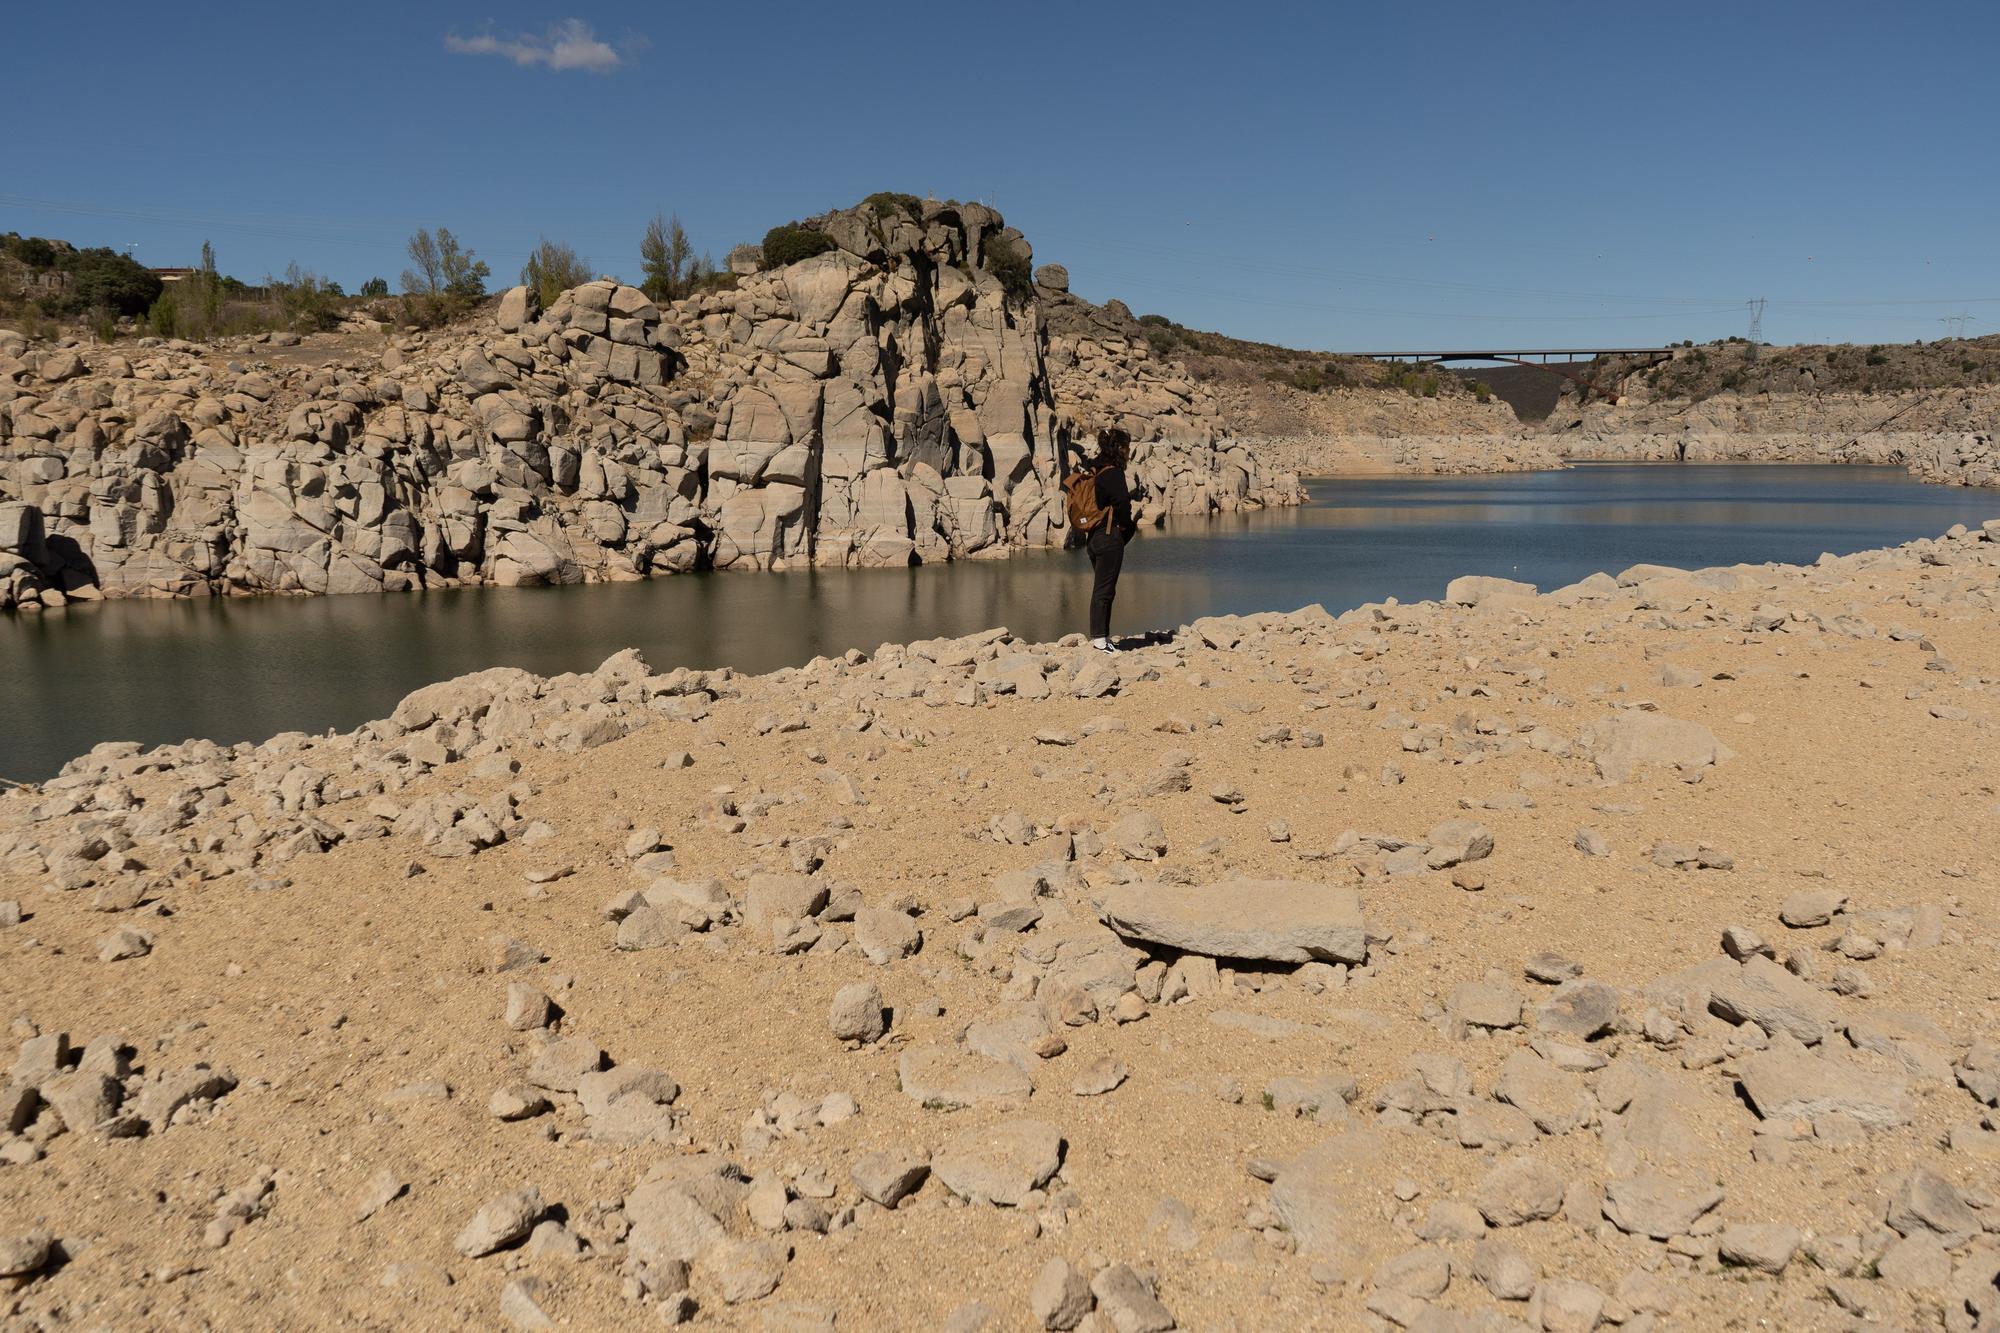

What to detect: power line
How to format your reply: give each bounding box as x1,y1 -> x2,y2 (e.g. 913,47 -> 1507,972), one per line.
1746,298 -> 1766,360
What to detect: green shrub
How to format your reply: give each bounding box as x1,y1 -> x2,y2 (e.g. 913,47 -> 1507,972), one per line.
147,292 -> 178,338
980,234 -> 1033,301
272,262 -> 341,332
862,191 -> 922,221
53,247 -> 162,316
1865,350 -> 1888,366
1473,380 -> 1493,403
521,236 -> 592,307
4,234 -> 59,269
400,227 -> 489,326
762,224 -> 835,269
641,214 -> 699,301
360,277 -> 389,298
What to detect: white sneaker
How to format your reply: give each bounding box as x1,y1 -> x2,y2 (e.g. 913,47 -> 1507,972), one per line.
1091,638 -> 1117,654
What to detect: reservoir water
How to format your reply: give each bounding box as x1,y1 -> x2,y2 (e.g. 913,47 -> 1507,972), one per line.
4,463 -> 1995,782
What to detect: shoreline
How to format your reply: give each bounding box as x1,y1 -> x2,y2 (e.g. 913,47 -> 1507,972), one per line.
14,514 -> 1997,782
8,440 -> 1998,615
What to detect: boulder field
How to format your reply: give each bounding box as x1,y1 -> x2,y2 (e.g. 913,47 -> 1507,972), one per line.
2,521 -> 1999,1328
0,199 -> 1300,611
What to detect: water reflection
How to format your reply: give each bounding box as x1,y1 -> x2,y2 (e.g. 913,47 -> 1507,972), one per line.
3,464 -> 1995,780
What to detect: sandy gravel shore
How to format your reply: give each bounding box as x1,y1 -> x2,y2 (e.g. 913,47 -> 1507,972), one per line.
3,518 -> 1999,1330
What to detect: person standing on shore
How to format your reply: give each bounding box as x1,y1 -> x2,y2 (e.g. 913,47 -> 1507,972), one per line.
1062,427 -> 1138,653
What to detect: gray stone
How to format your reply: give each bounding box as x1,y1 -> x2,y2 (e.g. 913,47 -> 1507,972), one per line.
709,1235 -> 789,1303
1718,1222 -> 1801,1273
0,1230 -> 53,1279
1875,1232 -> 1951,1290
1580,712 -> 1732,782
1415,1201 -> 1488,1243
503,983 -> 553,1031
525,1037 -> 605,1092
898,1046 -> 1033,1109
853,907 -> 921,964
1107,811 -> 1168,861
1779,887 -> 1847,928
40,1070 -> 122,1132
1720,926 -> 1771,961
489,1084 -> 551,1121
500,1276 -> 554,1331
1424,819 -> 1494,869
455,1186 -> 546,1256
1031,1256 -> 1094,1330
1374,1246 -> 1452,1299
1072,1056 -> 1130,1096
1269,1130 -> 1387,1255
933,1118 -> 1063,1205
1882,1167 -> 1979,1246
744,874 -> 828,929
1471,1238 -> 1537,1300
1706,956 -> 1834,1044
134,1065 -> 237,1127
1097,878 -> 1367,964
1602,1173 -> 1724,1239
1089,1263 -> 1174,1333
829,982 -> 886,1043
851,1151 -> 930,1207
1492,1050 -> 1593,1135
1736,1043 -> 1912,1128
625,1176 -> 730,1268
1475,1156 -> 1565,1227
1528,1278 -> 1605,1333
1446,574 -> 1537,606
352,1167 -> 407,1224
1452,977 -> 1524,1029
1535,979 -> 1619,1040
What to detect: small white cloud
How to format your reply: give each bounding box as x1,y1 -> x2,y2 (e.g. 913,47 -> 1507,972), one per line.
445,18 -> 625,74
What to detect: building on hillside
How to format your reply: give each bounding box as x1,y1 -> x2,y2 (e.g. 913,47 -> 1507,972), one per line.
150,267 -> 195,284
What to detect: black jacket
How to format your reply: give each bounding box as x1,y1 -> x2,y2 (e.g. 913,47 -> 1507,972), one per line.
1065,440 -> 1137,542
1093,465 -> 1135,540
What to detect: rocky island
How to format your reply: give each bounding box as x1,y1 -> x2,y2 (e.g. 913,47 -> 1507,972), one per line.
0,200 -> 1299,612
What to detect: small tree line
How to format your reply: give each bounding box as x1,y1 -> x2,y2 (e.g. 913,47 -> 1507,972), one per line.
8,201 -> 945,341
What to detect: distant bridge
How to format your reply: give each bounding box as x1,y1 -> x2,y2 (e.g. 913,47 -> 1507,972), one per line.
1355,347 -> 1678,401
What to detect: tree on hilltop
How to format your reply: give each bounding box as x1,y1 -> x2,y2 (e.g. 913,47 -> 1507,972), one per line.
521,236 -> 592,307
640,213 -> 697,302
401,227 -> 490,325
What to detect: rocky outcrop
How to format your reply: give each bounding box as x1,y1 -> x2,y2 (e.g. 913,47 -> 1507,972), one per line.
0,201 -> 1300,611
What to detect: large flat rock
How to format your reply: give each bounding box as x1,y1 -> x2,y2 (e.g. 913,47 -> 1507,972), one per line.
1096,878 -> 1367,964
1737,1044 -> 1912,1128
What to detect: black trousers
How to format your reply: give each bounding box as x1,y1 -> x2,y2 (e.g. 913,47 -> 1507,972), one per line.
1087,526 -> 1126,640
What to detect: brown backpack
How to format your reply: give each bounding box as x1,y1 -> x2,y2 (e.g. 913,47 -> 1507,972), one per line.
1063,466 -> 1107,534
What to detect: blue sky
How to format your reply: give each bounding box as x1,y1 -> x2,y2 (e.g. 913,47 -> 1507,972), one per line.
8,1 -> 1997,351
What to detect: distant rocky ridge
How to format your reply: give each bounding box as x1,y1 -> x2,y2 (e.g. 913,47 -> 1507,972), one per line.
0,200 -> 1300,611
1545,385 -> 2000,488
